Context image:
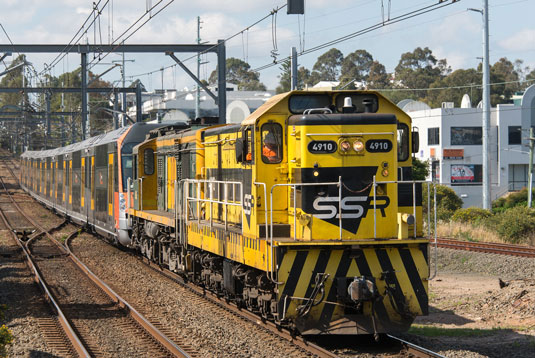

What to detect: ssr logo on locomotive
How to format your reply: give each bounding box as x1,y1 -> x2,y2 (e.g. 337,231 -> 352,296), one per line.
311,194 -> 390,233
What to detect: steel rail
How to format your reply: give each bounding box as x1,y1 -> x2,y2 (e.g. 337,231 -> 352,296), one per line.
63,232 -> 191,358
387,335 -> 446,358
0,156 -> 191,358
0,172 -> 89,357
434,238 -> 535,258
139,258 -> 338,358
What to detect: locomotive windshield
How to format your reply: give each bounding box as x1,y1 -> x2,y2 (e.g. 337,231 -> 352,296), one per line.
289,94 -> 331,114
121,142 -> 136,190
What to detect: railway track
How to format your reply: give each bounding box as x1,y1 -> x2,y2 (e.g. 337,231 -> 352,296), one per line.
433,237 -> 535,258
0,158 -> 192,357
139,252 -> 445,358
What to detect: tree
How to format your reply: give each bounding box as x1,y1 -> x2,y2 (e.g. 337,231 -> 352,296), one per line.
339,49 -> 374,88
276,60 -> 314,93
527,68 -> 535,85
412,157 -> 430,180
312,48 -> 344,81
394,47 -> 449,99
0,55 -> 35,152
367,61 -> 390,89
209,58 -> 266,91
426,68 -> 481,108
490,57 -> 519,103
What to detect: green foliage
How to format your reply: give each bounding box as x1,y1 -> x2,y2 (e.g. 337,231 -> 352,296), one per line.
367,61 -> 390,88
339,49 -> 374,88
423,184 -> 463,222
312,48 -> 344,81
394,47 -> 449,99
427,68 -> 481,108
209,58 -> 266,91
0,305 -> 13,357
493,187 -> 533,212
452,207 -> 492,224
412,158 -> 429,180
409,325 -> 500,337
487,206 -> 535,244
276,60 -> 314,93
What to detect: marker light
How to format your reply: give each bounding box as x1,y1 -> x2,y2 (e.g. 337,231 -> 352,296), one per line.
382,169 -> 389,177
353,140 -> 365,152
313,170 -> 320,177
340,140 -> 351,152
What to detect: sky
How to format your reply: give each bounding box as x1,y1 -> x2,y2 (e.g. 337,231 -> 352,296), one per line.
0,0 -> 534,91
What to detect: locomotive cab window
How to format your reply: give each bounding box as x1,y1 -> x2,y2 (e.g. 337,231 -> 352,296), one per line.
144,148 -> 154,175
261,123 -> 282,164
397,123 -> 409,161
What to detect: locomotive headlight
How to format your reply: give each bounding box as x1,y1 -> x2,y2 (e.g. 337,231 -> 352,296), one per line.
353,140 -> 364,152
340,140 -> 351,152
382,169 -> 389,177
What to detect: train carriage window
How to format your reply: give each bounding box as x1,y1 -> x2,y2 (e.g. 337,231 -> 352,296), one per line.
144,148 -> 154,175
397,123 -> 409,162
261,123 -> 283,164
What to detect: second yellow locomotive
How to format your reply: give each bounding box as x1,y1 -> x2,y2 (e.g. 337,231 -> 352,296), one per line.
127,90 -> 428,335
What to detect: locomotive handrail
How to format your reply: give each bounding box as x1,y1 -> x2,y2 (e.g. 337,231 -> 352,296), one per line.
372,178 -> 439,279
270,180 -> 341,280
305,131 -> 395,137
181,178 -> 244,234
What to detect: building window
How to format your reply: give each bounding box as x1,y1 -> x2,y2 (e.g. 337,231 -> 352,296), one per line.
451,164 -> 482,185
508,126 -> 521,145
428,127 -> 439,145
451,127 -> 482,145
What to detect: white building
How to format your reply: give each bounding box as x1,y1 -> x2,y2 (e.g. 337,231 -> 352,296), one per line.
126,85 -> 275,124
406,84 -> 535,208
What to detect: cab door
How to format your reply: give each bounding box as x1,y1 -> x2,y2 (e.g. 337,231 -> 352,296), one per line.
256,118 -> 288,221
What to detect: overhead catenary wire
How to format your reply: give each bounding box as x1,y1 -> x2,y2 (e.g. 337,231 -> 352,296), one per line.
43,0 -> 110,74
88,0 -> 175,70
127,3 -> 288,81
252,0 -> 459,73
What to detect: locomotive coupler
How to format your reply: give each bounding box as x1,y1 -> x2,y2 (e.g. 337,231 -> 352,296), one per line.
347,276 -> 379,303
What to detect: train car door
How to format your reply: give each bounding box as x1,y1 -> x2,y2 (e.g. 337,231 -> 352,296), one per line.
108,149 -> 115,229
88,149 -> 95,225
58,155 -> 64,209
157,155 -> 166,212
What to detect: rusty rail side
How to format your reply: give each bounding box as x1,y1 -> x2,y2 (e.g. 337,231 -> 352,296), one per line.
0,180 -> 90,357
434,238 -> 535,258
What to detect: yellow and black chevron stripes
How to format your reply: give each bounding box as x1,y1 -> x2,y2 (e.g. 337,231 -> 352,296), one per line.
276,242 -> 428,334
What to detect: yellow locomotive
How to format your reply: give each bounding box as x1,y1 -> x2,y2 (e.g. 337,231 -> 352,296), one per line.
128,90 -> 429,335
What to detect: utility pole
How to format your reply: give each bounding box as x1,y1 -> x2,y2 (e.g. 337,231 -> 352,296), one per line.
471,1 -> 491,209
529,127 -> 534,208
61,90 -> 65,146
122,52 -> 127,127
195,16 -> 201,119
290,47 -> 298,90
481,0 -> 491,209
